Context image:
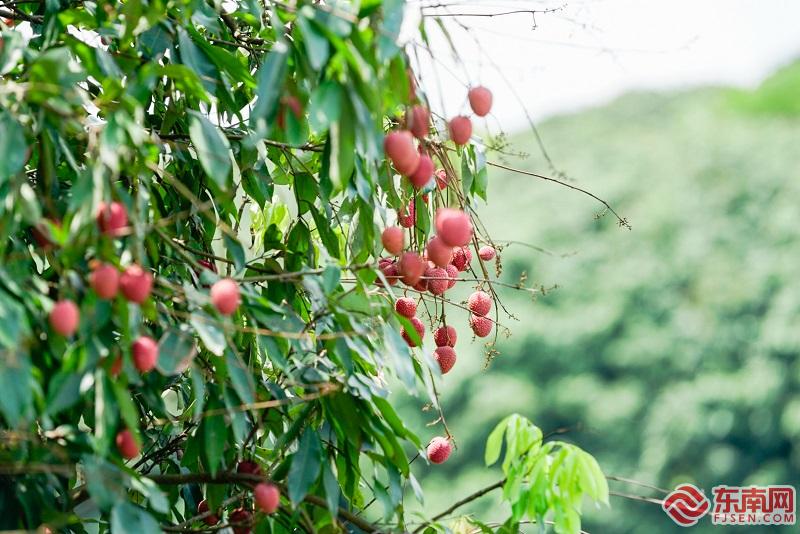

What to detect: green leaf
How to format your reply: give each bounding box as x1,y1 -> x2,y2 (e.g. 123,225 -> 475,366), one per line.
485,415 -> 511,466
0,111 -> 26,183
189,111 -> 231,188
0,349 -> 33,426
225,350 -> 255,405
110,501 -> 161,534
84,456 -> 128,512
191,312 -> 226,356
297,9 -> 330,70
45,371 -> 82,416
223,233 -> 246,271
288,428 -> 322,504
202,411 -> 227,476
157,329 -> 197,375
250,41 -> 289,128
308,81 -> 343,133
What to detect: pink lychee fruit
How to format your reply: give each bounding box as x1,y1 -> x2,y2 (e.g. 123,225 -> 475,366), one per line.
468,290 -> 492,316
469,314 -> 493,337
197,500 -> 220,526
397,202 -> 416,228
211,278 -> 240,315
426,236 -> 453,268
401,316 -> 425,347
435,169 -> 449,190
427,436 -> 452,464
90,263 -> 120,299
435,208 -> 473,247
381,226 -> 405,256
478,246 -> 496,261
426,267 -> 449,296
395,297 -> 417,318
445,264 -> 459,289
448,116 -> 472,146
96,201 -> 128,237
49,300 -> 79,336
468,86 -> 493,117
132,336 -> 159,373
434,345 -> 457,374
254,483 -> 280,514
384,130 -> 420,176
406,105 -> 430,140
452,246 -> 473,271
229,508 -> 252,534
120,265 -> 153,304
434,325 -> 457,347
408,154 -> 434,189
115,428 -> 139,459
399,252 -> 426,286
377,262 -> 399,286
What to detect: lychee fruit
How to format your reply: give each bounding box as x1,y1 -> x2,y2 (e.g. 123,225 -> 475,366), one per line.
399,252 -> 426,286
434,346 -> 457,374
277,95 -> 303,129
397,202 -> 415,228
197,500 -> 220,526
197,258 -> 218,273
254,483 -> 280,514
452,246 -> 473,271
377,262 -> 399,286
49,300 -> 79,336
426,267 -> 449,296
426,236 -> 453,268
395,297 -> 417,318
445,264 -> 459,289
435,208 -> 473,247
96,201 -> 128,237
448,116 -> 472,146
434,325 -> 457,347
211,278 -> 240,315
115,428 -> 139,459
468,290 -> 492,316
468,86 -> 493,117
31,219 -> 60,248
381,226 -> 405,256
110,357 -> 123,377
426,436 -> 452,464
90,263 -> 120,299
414,278 -> 428,292
478,246 -> 496,261
229,508 -> 252,534
120,265 -> 153,304
237,460 -> 262,475
401,316 -> 425,347
406,105 -> 430,140
408,154 -> 434,189
384,130 -> 420,176
469,314 -> 493,337
132,336 -> 159,373
435,169 -> 449,190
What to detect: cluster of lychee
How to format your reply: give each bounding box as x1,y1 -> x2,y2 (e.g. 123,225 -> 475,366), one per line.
44,201 -> 245,462
195,461 -> 280,533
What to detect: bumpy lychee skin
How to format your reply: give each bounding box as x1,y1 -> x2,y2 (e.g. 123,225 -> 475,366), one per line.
478,246 -> 496,261
448,115 -> 472,145
384,130 -> 420,176
96,201 -> 128,237
451,246 -> 472,271
377,262 -> 399,286
426,267 -> 449,296
395,297 -> 417,318
115,429 -> 139,459
254,483 -> 280,514
229,508 -> 252,534
434,325 -> 457,347
197,500 -> 220,526
426,236 -> 453,268
408,154 -> 434,189
469,314 -> 493,337
49,300 -> 79,336
434,346 -> 457,374
211,278 -> 240,315
401,316 -> 426,347
468,86 -> 493,117
120,265 -> 153,303
445,264 -> 459,289
397,202 -> 415,228
237,460 -> 262,475
468,290 -> 492,316
381,226 -> 404,256
399,252 -> 426,286
435,169 -> 449,190
406,105 -> 430,140
90,263 -> 120,299
132,336 -> 159,373
426,436 -> 452,464
435,208 -> 473,247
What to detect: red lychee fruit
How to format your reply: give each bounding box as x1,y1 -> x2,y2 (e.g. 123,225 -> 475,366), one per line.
426,236 -> 453,268
397,202 -> 416,228
96,201 -> 128,237
211,278 -> 240,315
384,130 -> 420,176
426,267 -> 449,296
434,325 -> 457,347
435,208 -> 473,247
395,297 -> 417,318
110,357 -> 123,377
408,154 -> 434,189
468,86 -> 493,117
277,95 -> 303,129
229,508 -> 252,534
132,336 -> 158,373
426,436 -> 452,464
237,460 -> 262,475
448,116 -> 472,146
31,219 -> 60,248
434,346 -> 457,374
401,316 -> 425,347
198,499 -> 220,526
377,262 -> 399,286
120,265 -> 153,304
381,226 -> 405,256
406,105 -> 430,140
414,278 -> 428,292
468,290 -> 492,316
452,246 -> 473,271
469,314 -> 493,337
435,169 -> 449,190
90,263 -> 120,299
478,246 -> 496,261
399,252 -> 426,286
445,264 -> 459,289
197,258 -> 218,273
115,428 -> 139,459
49,300 -> 79,336
254,483 -> 280,514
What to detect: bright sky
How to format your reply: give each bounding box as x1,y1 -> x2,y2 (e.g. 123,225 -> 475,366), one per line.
407,0 -> 800,130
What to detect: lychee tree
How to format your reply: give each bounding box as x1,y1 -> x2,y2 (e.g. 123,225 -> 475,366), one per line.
0,2 -> 608,533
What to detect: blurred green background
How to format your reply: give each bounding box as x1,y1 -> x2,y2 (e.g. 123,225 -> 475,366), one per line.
398,61 -> 800,532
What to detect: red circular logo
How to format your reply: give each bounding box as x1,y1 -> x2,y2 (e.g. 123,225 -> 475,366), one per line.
662,483 -> 711,526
